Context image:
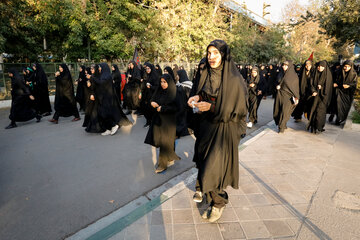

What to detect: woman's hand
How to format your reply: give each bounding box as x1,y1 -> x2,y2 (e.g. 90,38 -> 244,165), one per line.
90,95 -> 95,101
87,81 -> 91,87
343,84 -> 350,89
187,95 -> 200,108
276,85 -> 281,90
249,83 -> 255,88
318,85 -> 322,89
312,92 -> 318,96
151,101 -> 159,108
55,71 -> 60,77
157,106 -> 161,112
195,101 -> 211,112
86,74 -> 91,79
334,83 -> 338,87
29,95 -> 35,100
257,90 -> 262,95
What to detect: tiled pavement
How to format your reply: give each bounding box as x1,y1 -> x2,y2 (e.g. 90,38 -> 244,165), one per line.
81,120 -> 349,240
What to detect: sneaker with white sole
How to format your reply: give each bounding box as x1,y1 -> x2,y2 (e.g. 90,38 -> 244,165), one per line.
101,130 -> 111,136
207,206 -> 225,222
110,125 -> 119,135
246,122 -> 253,128
193,191 -> 203,203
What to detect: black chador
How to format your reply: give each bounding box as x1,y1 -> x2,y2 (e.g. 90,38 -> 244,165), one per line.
292,60 -> 315,121
306,61 -> 333,133
5,69 -> 41,129
335,60 -> 358,124
86,63 -> 131,134
175,69 -> 192,137
112,64 -> 122,102
273,61 -> 300,133
32,63 -> 52,116
189,40 -> 248,220
75,65 -> 86,111
142,62 -> 160,127
327,62 -> 341,121
49,64 -> 80,123
144,74 -> 180,173
83,65 -> 99,129
123,61 -> 142,113
246,66 -> 265,127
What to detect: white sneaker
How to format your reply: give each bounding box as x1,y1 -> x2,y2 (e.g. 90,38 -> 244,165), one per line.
246,122 -> 253,128
101,130 -> 111,136
110,125 -> 119,135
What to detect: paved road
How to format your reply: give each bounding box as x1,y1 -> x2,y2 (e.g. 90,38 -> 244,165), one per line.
0,98 -> 274,240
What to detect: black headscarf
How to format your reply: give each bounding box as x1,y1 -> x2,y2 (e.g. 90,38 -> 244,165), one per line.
127,61 -> 141,81
313,60 -> 333,105
32,63 -> 48,85
112,64 -> 122,83
194,39 -> 248,123
299,60 -> 315,97
9,68 -> 26,92
99,63 -> 112,82
152,74 -> 176,106
79,65 -> 86,80
155,64 -> 163,76
59,64 -> 73,82
144,62 -> 159,86
177,69 -> 190,83
278,60 -> 300,99
164,66 -> 175,83
341,60 -> 357,86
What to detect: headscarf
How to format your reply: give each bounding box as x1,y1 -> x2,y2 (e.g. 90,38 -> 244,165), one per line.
127,60 -> 141,81
90,64 -> 100,78
59,64 -> 73,82
299,60 -> 315,97
79,65 -> 86,81
155,64 -> 163,76
164,66 -> 176,83
152,73 -> 176,105
341,60 -> 357,85
278,60 -> 300,99
144,62 -> 159,85
112,64 -> 122,83
313,60 -> 333,105
193,39 -> 248,123
99,63 -> 112,82
177,69 -> 190,83
32,63 -> 48,85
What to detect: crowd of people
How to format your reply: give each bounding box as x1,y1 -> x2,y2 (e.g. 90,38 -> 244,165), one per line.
4,40 -> 358,222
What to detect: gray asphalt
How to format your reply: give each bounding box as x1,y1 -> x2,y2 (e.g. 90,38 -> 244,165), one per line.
0,98 -> 274,240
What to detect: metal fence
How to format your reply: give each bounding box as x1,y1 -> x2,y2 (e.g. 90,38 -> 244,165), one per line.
0,62 -> 197,100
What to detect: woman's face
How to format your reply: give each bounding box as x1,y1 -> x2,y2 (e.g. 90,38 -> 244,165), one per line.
318,66 -> 325,72
207,46 -> 222,69
8,72 -> 13,77
344,64 -> 351,72
32,65 -> 36,71
129,63 -> 134,69
305,61 -> 312,71
80,67 -> 83,72
251,70 -> 258,78
160,78 -> 168,89
282,64 -> 289,71
112,66 -> 115,71
91,67 -> 95,74
98,66 -> 102,73
59,66 -> 63,72
164,69 -> 168,74
145,66 -> 151,74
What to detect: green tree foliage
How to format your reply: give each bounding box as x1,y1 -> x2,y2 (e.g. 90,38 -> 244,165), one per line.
319,0 -> 360,45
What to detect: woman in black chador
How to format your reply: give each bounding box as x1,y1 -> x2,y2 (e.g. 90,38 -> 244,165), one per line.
306,61 -> 333,133
246,66 -> 266,128
142,62 -> 160,127
292,60 -> 315,122
112,64 -> 122,102
31,63 -> 52,116
5,69 -> 41,129
75,65 -> 86,111
144,74 -> 180,173
85,63 -> 132,135
83,65 -> 99,129
123,61 -> 142,114
187,40 -> 248,222
273,61 -> 300,133
49,64 -> 80,124
334,60 -> 358,125
175,69 -> 192,137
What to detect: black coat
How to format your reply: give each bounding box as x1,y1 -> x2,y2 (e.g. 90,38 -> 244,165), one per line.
32,63 -> 52,114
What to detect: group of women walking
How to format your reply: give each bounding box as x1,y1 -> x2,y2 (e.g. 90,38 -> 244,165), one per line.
4,40 -> 358,223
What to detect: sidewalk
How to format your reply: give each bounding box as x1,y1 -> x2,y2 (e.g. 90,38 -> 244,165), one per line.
68,119 -> 360,240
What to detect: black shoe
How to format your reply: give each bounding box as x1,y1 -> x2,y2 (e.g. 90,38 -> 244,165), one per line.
328,114 -> 334,122
240,133 -> 246,139
42,112 -> 51,117
36,115 -> 42,122
125,110 -> 132,115
278,128 -> 285,133
5,123 -> 17,129
335,120 -> 340,126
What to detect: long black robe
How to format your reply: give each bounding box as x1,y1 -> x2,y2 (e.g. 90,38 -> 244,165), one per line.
292,60 -> 315,120
75,66 -> 86,111
112,64 -> 122,102
144,74 -> 180,169
176,69 -> 191,137
86,63 -> 131,132
327,63 -> 341,116
84,65 -> 100,130
246,67 -> 263,123
336,60 -> 358,122
189,40 -> 248,199
273,62 -> 300,131
306,61 -> 333,132
32,63 -> 52,114
124,61 -> 142,110
53,64 -> 79,119
142,62 -> 160,124
8,69 -> 37,122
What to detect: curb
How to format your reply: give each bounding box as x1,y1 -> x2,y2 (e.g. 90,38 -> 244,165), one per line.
66,122 -> 273,240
